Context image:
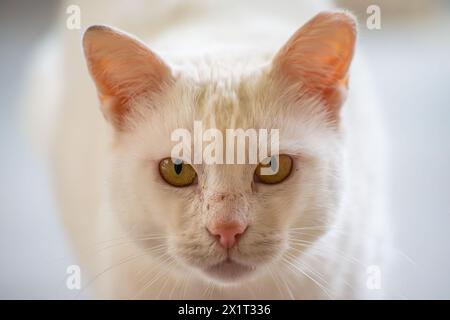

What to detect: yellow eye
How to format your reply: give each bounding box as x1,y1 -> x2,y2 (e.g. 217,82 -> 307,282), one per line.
159,158 -> 197,187
255,155 -> 293,184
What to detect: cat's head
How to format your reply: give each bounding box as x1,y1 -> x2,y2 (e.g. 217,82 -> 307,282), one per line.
83,11 -> 356,284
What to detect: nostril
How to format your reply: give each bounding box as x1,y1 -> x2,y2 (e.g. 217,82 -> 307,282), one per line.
235,227 -> 247,241
207,222 -> 248,249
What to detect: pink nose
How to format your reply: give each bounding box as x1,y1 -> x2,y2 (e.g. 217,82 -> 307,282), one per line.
207,221 -> 247,249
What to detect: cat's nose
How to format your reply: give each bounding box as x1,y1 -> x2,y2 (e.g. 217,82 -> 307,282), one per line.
207,221 -> 247,249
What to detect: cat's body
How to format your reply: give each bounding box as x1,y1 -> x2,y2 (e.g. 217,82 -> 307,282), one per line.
26,0 -> 388,299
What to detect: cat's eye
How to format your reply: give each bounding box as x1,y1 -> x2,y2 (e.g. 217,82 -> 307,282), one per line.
159,158 -> 197,187
254,155 -> 293,184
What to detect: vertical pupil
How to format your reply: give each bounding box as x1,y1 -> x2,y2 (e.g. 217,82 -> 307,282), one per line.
174,163 -> 183,175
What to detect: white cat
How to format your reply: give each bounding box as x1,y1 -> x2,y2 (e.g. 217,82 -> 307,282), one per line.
26,0 -> 388,299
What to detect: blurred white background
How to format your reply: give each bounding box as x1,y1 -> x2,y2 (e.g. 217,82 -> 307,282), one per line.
0,0 -> 449,299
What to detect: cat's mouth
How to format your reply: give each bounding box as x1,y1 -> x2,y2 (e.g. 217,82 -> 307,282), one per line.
203,258 -> 255,282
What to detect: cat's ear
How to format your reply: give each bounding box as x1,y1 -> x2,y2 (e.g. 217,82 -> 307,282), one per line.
83,25 -> 172,130
271,11 -> 356,119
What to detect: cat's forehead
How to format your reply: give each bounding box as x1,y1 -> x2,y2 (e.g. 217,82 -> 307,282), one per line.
131,68 -> 337,161
155,69 -> 266,130
192,78 -> 256,129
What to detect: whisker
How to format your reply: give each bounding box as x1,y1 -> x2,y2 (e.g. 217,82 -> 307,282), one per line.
272,267 -> 295,300
266,265 -> 286,299
75,244 -> 167,299
78,235 -> 168,257
133,256 -> 176,299
288,238 -> 365,267
93,234 -> 168,246
182,270 -> 194,299
167,274 -> 181,300
286,248 -> 356,292
282,257 -> 333,299
284,252 -> 331,289
156,262 -> 177,299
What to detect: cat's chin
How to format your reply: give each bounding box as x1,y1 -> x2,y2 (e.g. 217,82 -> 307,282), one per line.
202,258 -> 256,283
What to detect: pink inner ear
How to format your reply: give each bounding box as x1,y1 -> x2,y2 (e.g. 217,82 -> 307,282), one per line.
272,11 -> 357,117
83,25 -> 172,129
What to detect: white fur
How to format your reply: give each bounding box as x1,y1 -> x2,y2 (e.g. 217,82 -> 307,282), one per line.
25,0 -> 388,299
